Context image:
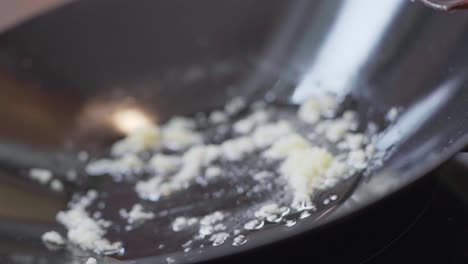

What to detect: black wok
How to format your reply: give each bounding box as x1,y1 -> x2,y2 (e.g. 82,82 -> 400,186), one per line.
1,0 -> 468,263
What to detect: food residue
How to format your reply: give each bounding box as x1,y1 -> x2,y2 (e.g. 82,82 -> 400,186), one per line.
40,94 -> 391,256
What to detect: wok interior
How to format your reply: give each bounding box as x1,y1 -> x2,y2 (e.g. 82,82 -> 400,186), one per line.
1,0 -> 468,263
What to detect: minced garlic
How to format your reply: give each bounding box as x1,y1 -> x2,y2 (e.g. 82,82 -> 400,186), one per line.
280,147 -> 334,207
111,124 -> 161,156
264,133 -> 311,159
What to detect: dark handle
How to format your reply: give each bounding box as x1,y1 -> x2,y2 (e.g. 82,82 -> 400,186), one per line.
421,0 -> 468,10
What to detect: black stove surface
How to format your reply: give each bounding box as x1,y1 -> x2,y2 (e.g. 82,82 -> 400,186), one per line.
209,157 -> 468,264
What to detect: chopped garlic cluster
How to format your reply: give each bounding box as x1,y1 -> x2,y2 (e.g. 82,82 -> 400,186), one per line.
111,125 -> 161,156
43,94 -> 385,254
55,190 -> 122,254
264,133 -> 311,159
120,203 -> 155,230
280,147 -> 335,208
88,95 -> 376,207
298,94 -> 338,124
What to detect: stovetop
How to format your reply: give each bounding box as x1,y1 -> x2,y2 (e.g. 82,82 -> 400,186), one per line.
207,156 -> 468,264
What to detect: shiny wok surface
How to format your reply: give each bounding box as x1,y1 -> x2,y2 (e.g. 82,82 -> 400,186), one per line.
1,0 -> 468,263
